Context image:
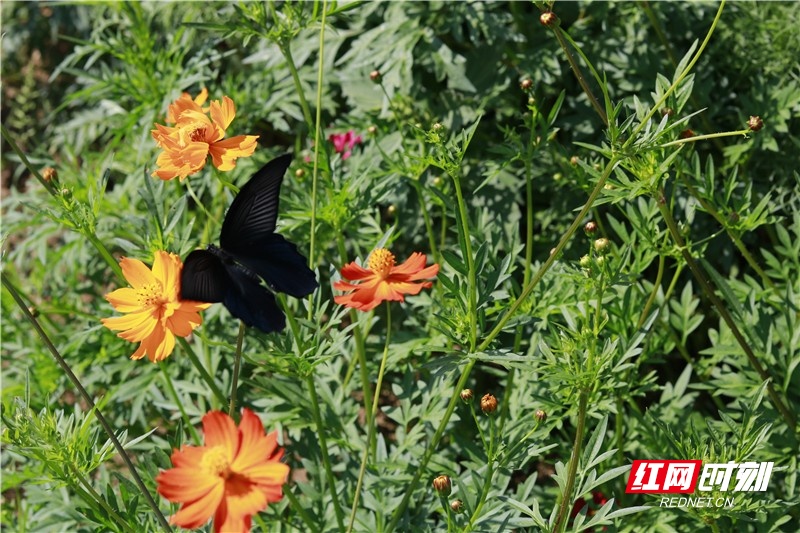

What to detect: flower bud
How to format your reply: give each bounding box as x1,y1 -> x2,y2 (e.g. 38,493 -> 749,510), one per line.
594,238 -> 610,254
28,305 -> 39,318
450,499 -> 465,513
747,115 -> 763,132
42,167 -> 58,183
433,176 -> 443,187
569,155 -> 579,166
579,255 -> 591,269
520,78 -> 533,91
661,107 -> 674,118
540,11 -> 559,27
294,168 -> 305,178
460,389 -> 473,403
367,125 -> 377,135
386,204 -> 397,216
728,211 -> 740,223
584,221 -> 597,236
480,393 -> 498,414
534,409 -> 547,423
433,475 -> 452,496
679,129 -> 695,140
432,122 -> 444,132
595,255 -> 606,268
370,70 -> 381,83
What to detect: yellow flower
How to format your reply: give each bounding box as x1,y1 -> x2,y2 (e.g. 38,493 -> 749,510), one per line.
151,89 -> 259,181
102,251 -> 210,363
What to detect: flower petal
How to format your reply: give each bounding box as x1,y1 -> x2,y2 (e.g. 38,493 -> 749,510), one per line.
208,135 -> 259,172
202,411 -> 239,460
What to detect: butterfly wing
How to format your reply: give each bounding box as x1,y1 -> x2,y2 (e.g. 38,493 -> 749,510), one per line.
180,250 -> 228,303
220,153 -> 292,252
233,234 -> 318,298
221,261 -> 286,334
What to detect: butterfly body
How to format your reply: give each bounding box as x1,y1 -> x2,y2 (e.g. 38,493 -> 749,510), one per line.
181,154 -> 317,333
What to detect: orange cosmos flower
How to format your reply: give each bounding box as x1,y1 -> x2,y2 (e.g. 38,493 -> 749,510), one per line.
156,409 -> 289,533
101,251 -> 210,363
334,248 -> 439,311
151,89 -> 259,181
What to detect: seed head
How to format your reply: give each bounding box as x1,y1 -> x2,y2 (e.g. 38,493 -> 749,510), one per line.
480,393 -> 498,414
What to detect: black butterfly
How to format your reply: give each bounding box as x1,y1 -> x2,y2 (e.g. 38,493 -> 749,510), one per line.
180,154 -> 317,333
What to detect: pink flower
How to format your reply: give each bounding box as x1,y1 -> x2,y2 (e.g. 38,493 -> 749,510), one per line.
328,130 -> 362,160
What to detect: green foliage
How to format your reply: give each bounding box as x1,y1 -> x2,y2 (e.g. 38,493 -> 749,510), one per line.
2,1 -> 799,532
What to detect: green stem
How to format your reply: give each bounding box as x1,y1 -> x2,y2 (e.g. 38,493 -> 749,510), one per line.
464,416 -> 496,531
348,304 -> 392,532
451,175 -> 478,352
305,372 -> 345,532
552,391 -> 589,533
678,174 -> 775,291
307,0 -> 328,280
160,363 -> 201,444
282,482 -> 317,532
656,190 -> 796,430
69,463 -> 135,533
636,254 -> 665,329
177,337 -> 227,407
335,236 -> 374,449
228,321 -> 246,417
0,123 -> 56,195
1,275 -> 173,532
548,25 -> 608,126
279,41 -> 315,133
659,128 -> 751,148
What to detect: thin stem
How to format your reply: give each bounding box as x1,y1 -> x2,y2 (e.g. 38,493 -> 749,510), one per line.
305,372 -> 345,532
307,0 -> 328,280
1,275 -> 173,532
84,233 -> 125,282
335,236 -> 374,448
159,363 -> 201,445
279,41 -> 315,133
658,128 -> 751,148
678,174 -> 775,291
552,391 -> 589,533
348,304 -> 392,532
656,191 -> 796,430
636,254 -> 665,329
69,463 -> 135,533
451,175 -> 478,352
177,337 -> 227,407
465,416 -> 496,531
282,482 -> 317,532
228,321 -> 246,417
0,123 -> 56,195
548,26 -> 608,126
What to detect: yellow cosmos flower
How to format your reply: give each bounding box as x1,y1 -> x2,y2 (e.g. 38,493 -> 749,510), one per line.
102,251 -> 210,363
151,89 -> 259,181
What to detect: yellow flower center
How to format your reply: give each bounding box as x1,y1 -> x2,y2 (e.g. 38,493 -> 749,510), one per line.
136,283 -> 165,307
200,445 -> 232,479
368,248 -> 395,279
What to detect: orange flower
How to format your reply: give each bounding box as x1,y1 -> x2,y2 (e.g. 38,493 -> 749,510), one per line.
151,89 -> 259,181
333,248 -> 439,311
101,251 -> 210,363
156,409 -> 289,533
